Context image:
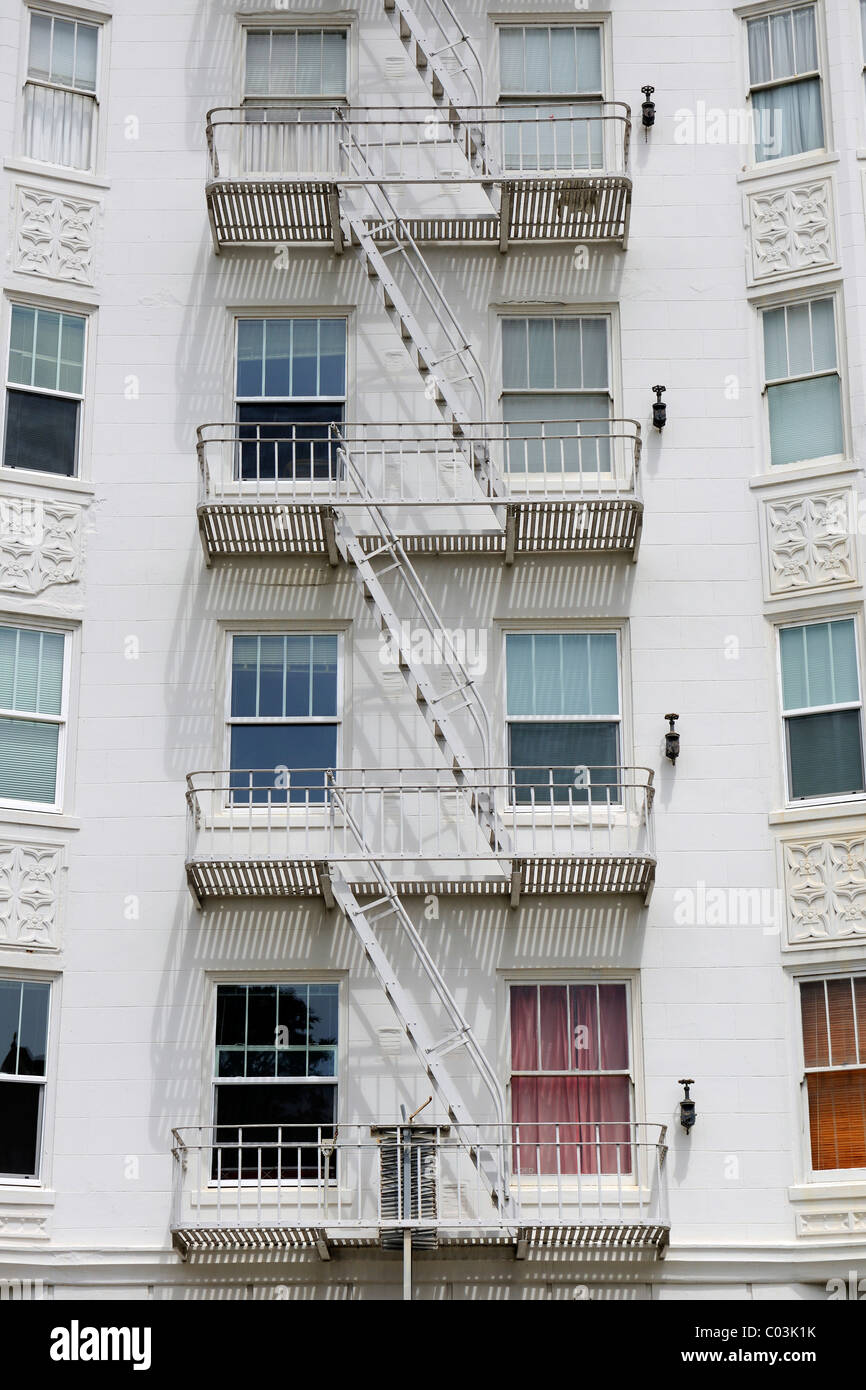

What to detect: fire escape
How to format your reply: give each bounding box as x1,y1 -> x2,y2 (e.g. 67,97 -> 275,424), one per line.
176,1 -> 667,1276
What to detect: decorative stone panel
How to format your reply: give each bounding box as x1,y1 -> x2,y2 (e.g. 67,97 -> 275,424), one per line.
764,487 -> 856,597
796,1206 -> 866,1237
0,841 -> 64,950
14,184 -> 98,286
0,496 -> 82,595
747,178 -> 835,285
782,835 -> 866,948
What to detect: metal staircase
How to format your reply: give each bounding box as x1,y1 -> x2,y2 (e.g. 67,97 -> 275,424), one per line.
382,0 -> 495,180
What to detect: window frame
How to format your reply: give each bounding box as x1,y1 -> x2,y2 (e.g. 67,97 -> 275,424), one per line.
759,289 -> 846,471
3,300 -> 89,481
0,974 -> 52,1185
239,18 -> 353,105
205,973 -> 345,1188
504,973 -> 642,1187
498,311 -> 615,484
742,0 -> 828,168
21,4 -> 105,174
222,628 -> 343,808
0,620 -> 71,814
776,613 -> 866,807
502,627 -> 624,798
796,969 -> 866,1181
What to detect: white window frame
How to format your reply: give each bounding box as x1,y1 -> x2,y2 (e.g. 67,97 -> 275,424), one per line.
776,613 -> 866,807
499,312 -> 615,489
760,291 -> 846,470
223,629 -> 343,809
3,300 -> 88,481
0,621 -> 71,814
796,970 -> 866,1182
0,974 -> 52,1185
495,20 -> 610,173
21,5 -> 104,174
240,21 -> 351,105
743,1 -> 828,167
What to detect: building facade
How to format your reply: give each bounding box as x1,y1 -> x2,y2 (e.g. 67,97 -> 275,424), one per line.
0,0 -> 865,1301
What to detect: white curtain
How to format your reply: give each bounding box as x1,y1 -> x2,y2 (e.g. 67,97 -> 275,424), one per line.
23,82 -> 95,171
753,77 -> 822,161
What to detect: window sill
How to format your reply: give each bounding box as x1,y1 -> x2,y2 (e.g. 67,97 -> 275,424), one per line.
789,1179 -> 866,1202
769,797 -> 866,828
748,458 -> 859,492
736,150 -> 839,186
0,1183 -> 55,1203
0,809 -> 81,832
0,467 -> 95,500
4,157 -> 109,192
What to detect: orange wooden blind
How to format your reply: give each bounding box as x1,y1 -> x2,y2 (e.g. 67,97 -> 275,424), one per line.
807,1069 -> 866,1171
801,976 -> 866,1170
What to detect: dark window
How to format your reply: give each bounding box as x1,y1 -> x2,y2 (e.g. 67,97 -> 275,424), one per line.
4,389 -> 79,476
0,979 -> 50,1179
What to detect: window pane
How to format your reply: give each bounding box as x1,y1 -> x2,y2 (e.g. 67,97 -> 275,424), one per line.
245,31 -> 271,95
264,319 -> 292,397
58,315 -> 86,395
549,28 -> 576,92
827,979 -> 858,1066
318,319 -> 346,396
747,16 -> 771,85
763,307 -> 788,381
307,984 -> 338,1046
9,305 -> 37,386
296,30 -> 323,95
598,984 -> 629,1070
0,1080 -> 42,1177
284,634 -> 312,716
768,373 -> 842,465
0,627 -> 64,716
230,724 -> 338,803
231,635 -> 259,717
246,985 -> 278,1047
37,632 -> 64,716
524,28 -> 550,93
785,302 -> 813,377
236,320 -> 264,396
291,319 -> 318,396
753,77 -> 823,162
34,310 -> 61,390
527,320 -> 555,388
538,985 -> 570,1070
74,23 -> 98,91
216,984 -> 247,1051
800,980 -> 829,1068
502,320 -> 528,389
510,985 -> 538,1070
0,981 -> 21,1074
258,635 -> 286,717
807,1069 -> 866,1170
576,27 -> 602,93
792,4 -> 818,71
18,982 -> 49,1076
509,722 -> 620,803
780,619 -> 859,711
769,9 -> 795,79
571,985 -> 599,1069
270,32 -> 295,94
4,389 -> 79,476
29,11 -> 52,80
321,31 -> 347,93
808,298 -> 835,371
553,318 -> 581,389
505,634 -> 534,715
52,19 -> 76,86
787,709 -> 865,799
0,718 -> 60,803
579,318 -> 608,389
311,635 -> 338,716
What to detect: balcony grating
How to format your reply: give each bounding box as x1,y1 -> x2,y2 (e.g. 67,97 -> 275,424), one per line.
186,855 -> 656,904
198,499 -> 643,562
206,176 -> 631,250
172,1223 -> 669,1257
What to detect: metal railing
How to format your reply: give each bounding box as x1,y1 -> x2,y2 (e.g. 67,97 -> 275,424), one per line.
171,1122 -> 668,1238
205,104 -> 631,184
196,420 -> 642,508
185,766 -> 656,871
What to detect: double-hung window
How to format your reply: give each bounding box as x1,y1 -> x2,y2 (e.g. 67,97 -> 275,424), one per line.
762,297 -> 843,467
213,982 -> 338,1180
510,981 -> 632,1175
505,631 -> 620,804
235,318 -> 346,482
4,304 -> 86,478
800,975 -> 866,1172
228,633 -> 339,805
746,4 -> 824,163
779,618 -> 865,801
244,28 -> 347,100
0,978 -> 50,1181
501,316 -> 611,479
0,625 -> 67,809
498,24 -> 604,171
23,9 -> 99,171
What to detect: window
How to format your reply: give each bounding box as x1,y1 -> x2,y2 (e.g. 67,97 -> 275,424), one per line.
4,304 -> 86,477
762,297 -> 843,467
800,976 -> 866,1172
0,625 -> 67,809
0,978 -> 50,1180
235,318 -> 346,482
244,28 -> 347,99
213,982 -> 338,1179
23,9 -> 99,170
501,317 -> 611,477
498,24 -> 603,171
228,633 -> 339,804
510,982 -> 632,1175
779,618 -> 864,801
746,4 -> 823,162
505,631 -> 620,804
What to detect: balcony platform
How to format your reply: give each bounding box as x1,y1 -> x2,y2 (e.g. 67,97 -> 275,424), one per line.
206,176 -> 632,251
197,497 -> 644,563
185,854 -> 656,907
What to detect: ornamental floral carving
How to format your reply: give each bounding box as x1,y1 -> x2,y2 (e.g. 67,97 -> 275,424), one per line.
14,185 -> 97,285
0,842 -> 63,949
765,490 -> 855,595
748,180 -> 834,283
0,497 -> 81,594
783,837 -> 866,947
